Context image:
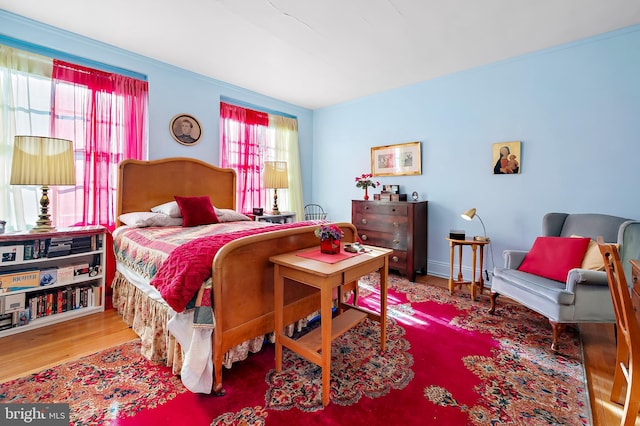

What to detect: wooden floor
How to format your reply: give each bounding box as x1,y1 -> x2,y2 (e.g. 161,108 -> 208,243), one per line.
0,275 -> 637,425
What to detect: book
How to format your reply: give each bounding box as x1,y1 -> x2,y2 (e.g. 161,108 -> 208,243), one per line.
16,307 -> 30,326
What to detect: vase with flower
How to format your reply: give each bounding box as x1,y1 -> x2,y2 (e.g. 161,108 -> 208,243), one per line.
355,173 -> 380,200
314,223 -> 344,254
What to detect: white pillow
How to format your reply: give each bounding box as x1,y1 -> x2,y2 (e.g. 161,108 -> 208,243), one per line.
214,208 -> 252,222
151,201 -> 182,218
119,212 -> 183,227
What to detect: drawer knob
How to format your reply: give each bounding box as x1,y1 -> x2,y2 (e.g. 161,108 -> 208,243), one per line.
361,234 -> 368,241
393,222 -> 399,228
361,218 -> 368,225
634,275 -> 638,283
393,239 -> 400,245
392,256 -> 399,263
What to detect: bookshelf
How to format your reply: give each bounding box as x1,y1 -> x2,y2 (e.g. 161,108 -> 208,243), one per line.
0,226 -> 106,337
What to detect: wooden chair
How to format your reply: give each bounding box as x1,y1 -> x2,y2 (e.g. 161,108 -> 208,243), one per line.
597,237 -> 640,426
304,204 -> 327,220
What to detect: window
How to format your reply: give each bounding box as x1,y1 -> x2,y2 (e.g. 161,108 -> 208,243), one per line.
220,102 -> 303,218
0,45 -> 148,232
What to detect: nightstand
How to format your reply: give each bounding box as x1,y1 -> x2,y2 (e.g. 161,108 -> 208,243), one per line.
255,212 -> 296,224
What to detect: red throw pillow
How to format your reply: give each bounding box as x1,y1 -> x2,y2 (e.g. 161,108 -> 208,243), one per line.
174,195 -> 219,227
517,236 -> 591,282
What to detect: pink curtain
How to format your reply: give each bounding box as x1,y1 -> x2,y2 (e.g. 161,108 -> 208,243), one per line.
50,60 -> 148,231
220,102 -> 269,213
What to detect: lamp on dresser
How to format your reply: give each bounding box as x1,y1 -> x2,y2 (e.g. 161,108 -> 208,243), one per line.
10,136 -> 76,233
263,161 -> 288,215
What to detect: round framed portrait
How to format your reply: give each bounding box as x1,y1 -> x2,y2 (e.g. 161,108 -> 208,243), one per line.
170,114 -> 202,146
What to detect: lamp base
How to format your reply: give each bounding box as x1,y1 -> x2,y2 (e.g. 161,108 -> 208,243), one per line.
271,189 -> 280,215
31,185 -> 56,232
30,225 -> 56,233
31,215 -> 55,233
473,235 -> 490,242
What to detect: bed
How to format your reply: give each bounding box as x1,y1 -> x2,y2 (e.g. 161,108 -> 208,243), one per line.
111,157 -> 357,395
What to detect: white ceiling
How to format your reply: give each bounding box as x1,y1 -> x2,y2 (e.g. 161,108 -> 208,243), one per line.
2,0 -> 640,109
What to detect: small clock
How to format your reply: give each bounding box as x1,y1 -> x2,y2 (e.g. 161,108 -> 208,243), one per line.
411,191 -> 418,201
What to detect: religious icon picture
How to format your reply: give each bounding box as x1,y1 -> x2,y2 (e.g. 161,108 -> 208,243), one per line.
492,141 -> 521,175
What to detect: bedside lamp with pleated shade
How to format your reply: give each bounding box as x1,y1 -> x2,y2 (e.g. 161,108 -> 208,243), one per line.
263,161 -> 288,215
10,136 -> 76,233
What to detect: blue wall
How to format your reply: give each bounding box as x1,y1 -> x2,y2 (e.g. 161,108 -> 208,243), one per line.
314,25 -> 640,278
3,10 -> 640,280
0,11 -> 315,203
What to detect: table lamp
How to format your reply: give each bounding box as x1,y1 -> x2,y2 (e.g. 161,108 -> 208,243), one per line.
461,208 -> 489,242
263,161 -> 288,215
10,136 -> 76,233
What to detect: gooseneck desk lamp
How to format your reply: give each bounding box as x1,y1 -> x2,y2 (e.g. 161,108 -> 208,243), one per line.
461,208 -> 489,242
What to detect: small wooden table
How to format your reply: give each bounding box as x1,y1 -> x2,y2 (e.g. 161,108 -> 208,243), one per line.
446,237 -> 490,300
256,212 -> 296,224
270,245 -> 392,406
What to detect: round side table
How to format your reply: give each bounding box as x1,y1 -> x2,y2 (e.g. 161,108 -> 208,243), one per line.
446,237 -> 490,300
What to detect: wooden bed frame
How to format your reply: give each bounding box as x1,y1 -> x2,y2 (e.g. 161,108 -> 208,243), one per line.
116,157 -> 357,394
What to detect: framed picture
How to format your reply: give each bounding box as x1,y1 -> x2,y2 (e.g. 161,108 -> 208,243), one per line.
382,184 -> 400,194
492,141 -> 521,174
170,114 -> 202,146
371,142 -> 421,177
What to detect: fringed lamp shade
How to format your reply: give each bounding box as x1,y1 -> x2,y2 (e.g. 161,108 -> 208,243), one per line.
10,136 -> 76,232
263,161 -> 288,215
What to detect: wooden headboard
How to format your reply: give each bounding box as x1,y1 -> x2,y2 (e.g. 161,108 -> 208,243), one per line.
116,157 -> 237,224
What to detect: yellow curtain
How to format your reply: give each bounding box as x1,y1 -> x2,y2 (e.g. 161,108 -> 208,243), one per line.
0,45 -> 53,231
268,115 -> 303,221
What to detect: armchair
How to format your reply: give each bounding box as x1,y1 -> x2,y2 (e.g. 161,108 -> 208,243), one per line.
489,213 -> 640,351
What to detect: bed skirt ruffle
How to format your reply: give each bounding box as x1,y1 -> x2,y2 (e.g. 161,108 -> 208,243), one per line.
111,271 -> 319,381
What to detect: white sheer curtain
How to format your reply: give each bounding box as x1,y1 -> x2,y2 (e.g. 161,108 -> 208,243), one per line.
267,114 -> 303,220
0,45 -> 53,232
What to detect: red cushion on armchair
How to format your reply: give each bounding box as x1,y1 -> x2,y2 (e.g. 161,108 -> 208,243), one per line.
517,236 -> 591,282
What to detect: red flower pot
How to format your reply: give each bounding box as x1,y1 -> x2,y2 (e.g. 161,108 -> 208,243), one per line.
320,238 -> 341,254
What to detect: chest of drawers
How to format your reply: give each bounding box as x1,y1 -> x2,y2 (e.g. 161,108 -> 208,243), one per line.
351,200 -> 428,281
631,259 -> 640,326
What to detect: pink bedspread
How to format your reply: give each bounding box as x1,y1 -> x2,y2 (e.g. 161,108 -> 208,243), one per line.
113,221 -> 274,281
150,221 -> 313,312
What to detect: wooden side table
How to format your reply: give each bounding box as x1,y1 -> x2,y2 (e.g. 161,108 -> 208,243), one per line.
256,212 -> 296,224
270,245 -> 392,406
446,237 -> 490,300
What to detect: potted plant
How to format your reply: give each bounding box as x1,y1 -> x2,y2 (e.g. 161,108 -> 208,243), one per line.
355,173 -> 380,200
314,223 -> 344,254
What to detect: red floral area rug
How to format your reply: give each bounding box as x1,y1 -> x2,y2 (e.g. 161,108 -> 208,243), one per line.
0,340 -> 187,425
0,274 -> 591,425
